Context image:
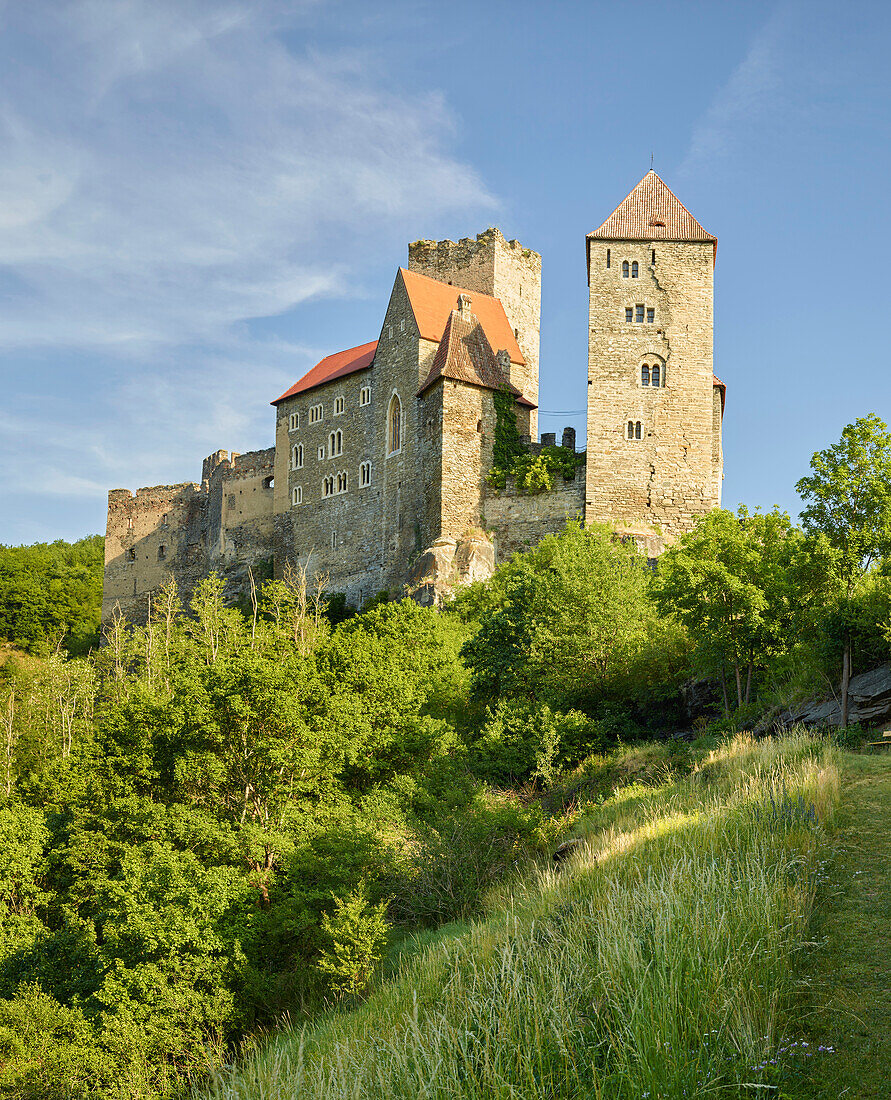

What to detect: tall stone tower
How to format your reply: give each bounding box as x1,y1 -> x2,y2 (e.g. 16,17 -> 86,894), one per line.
408,227 -> 542,438
585,171 -> 724,542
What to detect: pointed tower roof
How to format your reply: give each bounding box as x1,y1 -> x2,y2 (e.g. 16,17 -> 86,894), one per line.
589,171 -> 716,244
419,295 -> 533,405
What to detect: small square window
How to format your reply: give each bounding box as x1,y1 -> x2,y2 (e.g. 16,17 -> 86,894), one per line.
635,304 -> 644,323
646,308 -> 655,323
625,307 -> 633,322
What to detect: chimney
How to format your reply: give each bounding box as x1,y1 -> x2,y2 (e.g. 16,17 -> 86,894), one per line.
561,427 -> 576,450
457,293 -> 473,319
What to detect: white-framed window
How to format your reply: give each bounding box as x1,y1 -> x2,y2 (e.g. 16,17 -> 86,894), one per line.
359,386 -> 371,406
328,429 -> 343,457
387,393 -> 402,456
387,325 -> 393,340
334,396 -> 345,416
318,445 -> 325,461
400,319 -> 405,333
323,475 -> 334,497
336,470 -> 348,493
292,443 -> 304,469
627,420 -> 642,441
309,403 -> 323,424
288,412 -> 300,431
292,485 -> 302,506
360,461 -> 371,487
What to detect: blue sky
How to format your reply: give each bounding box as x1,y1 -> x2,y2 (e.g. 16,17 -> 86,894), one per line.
1,0 -> 889,544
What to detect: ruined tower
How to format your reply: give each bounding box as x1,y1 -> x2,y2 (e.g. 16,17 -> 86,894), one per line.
408,228 -> 542,438
585,171 -> 724,543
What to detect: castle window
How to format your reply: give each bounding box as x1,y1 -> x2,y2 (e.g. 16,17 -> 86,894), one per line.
635,304 -> 644,323
334,396 -> 345,416
127,548 -> 136,561
627,421 -> 642,441
309,404 -> 323,424
329,430 -> 343,458
400,319 -> 405,333
646,307 -> 655,323
360,461 -> 371,487
292,444 -> 303,470
625,307 -> 633,322
288,412 -> 300,431
651,364 -> 661,387
652,249 -> 656,265
263,476 -> 274,490
631,261 -> 639,278
331,530 -> 338,550
641,364 -> 650,386
636,421 -> 642,440
388,394 -> 402,455
627,421 -> 634,439
622,260 -> 629,278
336,471 -> 349,493
318,445 -> 325,461
606,249 -> 611,268
360,386 -> 371,406
292,486 -> 302,506
158,545 -> 166,560
387,325 -> 393,340
323,476 -> 334,497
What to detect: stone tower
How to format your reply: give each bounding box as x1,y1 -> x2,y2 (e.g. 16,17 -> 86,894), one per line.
585,171 -> 723,542
408,227 -> 542,438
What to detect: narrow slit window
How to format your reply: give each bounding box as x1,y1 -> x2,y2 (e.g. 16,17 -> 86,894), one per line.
331,530 -> 337,550
388,394 -> 402,455
627,421 -> 634,439
635,421 -> 642,440
651,364 -> 661,387
641,364 -> 650,386
606,249 -> 611,268
631,261 -> 639,278
651,249 -> 656,265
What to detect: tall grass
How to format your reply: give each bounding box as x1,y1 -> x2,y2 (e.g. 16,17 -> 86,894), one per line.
201,732 -> 839,1100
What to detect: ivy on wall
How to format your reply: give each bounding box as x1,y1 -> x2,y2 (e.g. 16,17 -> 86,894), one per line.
488,389 -> 585,494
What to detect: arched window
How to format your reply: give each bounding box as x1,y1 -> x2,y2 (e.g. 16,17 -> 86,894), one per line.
631,261 -> 639,278
635,421 -> 642,440
622,260 -> 629,278
651,364 -> 661,388
388,394 -> 402,455
627,421 -> 634,440
336,430 -> 343,455
641,364 -> 650,386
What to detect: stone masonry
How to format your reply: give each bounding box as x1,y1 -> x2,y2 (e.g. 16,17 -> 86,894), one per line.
102,173 -> 725,621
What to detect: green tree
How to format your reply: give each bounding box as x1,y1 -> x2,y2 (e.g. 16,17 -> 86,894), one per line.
654,507 -> 829,713
796,414 -> 891,724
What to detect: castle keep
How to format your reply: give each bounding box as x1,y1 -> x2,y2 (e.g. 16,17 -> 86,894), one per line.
102,172 -> 724,621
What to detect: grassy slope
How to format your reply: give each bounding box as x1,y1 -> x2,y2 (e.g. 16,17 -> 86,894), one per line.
201,734 -> 840,1100
796,751 -> 891,1099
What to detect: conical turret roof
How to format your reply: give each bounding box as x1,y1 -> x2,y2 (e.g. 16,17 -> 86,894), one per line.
589,171 -> 715,243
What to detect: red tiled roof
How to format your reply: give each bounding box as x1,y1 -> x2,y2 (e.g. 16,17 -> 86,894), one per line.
589,171 -> 716,244
419,306 -> 522,398
400,268 -> 525,365
271,340 -> 377,405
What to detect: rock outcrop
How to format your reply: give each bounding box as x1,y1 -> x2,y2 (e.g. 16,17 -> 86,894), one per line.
772,663 -> 891,729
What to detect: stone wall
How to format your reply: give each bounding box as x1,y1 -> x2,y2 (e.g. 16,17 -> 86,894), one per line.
481,469 -> 587,564
585,238 -> 720,539
102,448 -> 275,624
408,228 -> 542,437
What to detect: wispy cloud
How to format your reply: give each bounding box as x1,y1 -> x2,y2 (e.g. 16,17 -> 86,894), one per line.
678,4 -> 794,179
0,1 -> 496,538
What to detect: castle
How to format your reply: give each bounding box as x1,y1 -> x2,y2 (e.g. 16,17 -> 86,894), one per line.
102,171 -> 724,621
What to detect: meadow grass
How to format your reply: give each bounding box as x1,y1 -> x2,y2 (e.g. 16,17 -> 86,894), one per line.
200,732 -> 839,1100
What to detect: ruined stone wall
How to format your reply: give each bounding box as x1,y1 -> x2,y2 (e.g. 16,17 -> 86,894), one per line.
408,228 -> 541,437
585,238 -> 719,539
481,470 -> 587,564
102,448 -> 275,624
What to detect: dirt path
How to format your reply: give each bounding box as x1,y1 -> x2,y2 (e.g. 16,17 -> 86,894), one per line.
798,752 -> 891,1099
